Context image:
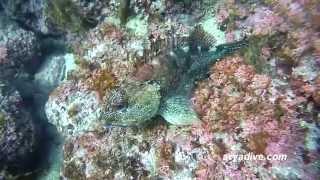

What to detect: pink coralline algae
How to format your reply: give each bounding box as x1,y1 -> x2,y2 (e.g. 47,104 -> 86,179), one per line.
191,56 -> 320,179
243,7 -> 284,36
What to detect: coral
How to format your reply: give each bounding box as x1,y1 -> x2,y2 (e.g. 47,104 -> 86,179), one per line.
72,36 -> 247,127
126,14 -> 149,37
157,140 -> 176,177
193,56 -> 249,131
133,63 -> 155,82
138,39 -> 247,126
116,39 -> 248,126
61,118 -> 201,179
58,47 -> 320,178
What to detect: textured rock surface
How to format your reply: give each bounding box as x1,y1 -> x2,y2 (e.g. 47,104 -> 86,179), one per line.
45,82 -> 103,139
59,53 -> 320,179
0,13 -> 39,79
192,56 -> 320,179
62,122 -> 200,179
0,0 -> 108,35
0,0 -> 53,34
0,81 -> 38,170
34,54 -> 66,95
34,53 -> 77,95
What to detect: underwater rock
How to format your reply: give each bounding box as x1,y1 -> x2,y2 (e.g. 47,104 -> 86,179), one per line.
34,53 -> 77,120
92,29 -> 247,127
156,40 -> 248,126
0,0 -> 57,35
34,54 -> 65,95
34,53 -> 77,95
70,0 -> 105,25
60,53 -> 319,179
45,82 -> 103,139
61,121 -> 201,179
0,0 -> 104,35
62,128 -> 151,179
0,13 -> 39,79
192,56 -> 320,179
45,0 -> 93,33
0,0 -> 319,179
292,55 -> 320,82
0,81 -> 38,171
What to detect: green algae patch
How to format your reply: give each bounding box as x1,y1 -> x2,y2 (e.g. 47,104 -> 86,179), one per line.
46,0 -> 93,33
242,36 -> 266,73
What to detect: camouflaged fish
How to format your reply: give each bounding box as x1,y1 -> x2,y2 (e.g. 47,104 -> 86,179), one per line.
102,38 -> 248,126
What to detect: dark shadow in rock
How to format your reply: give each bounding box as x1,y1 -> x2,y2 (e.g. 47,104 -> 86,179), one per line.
13,80 -> 63,179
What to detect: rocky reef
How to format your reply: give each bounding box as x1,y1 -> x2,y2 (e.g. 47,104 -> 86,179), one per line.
0,81 -> 38,177
0,0 -> 319,179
